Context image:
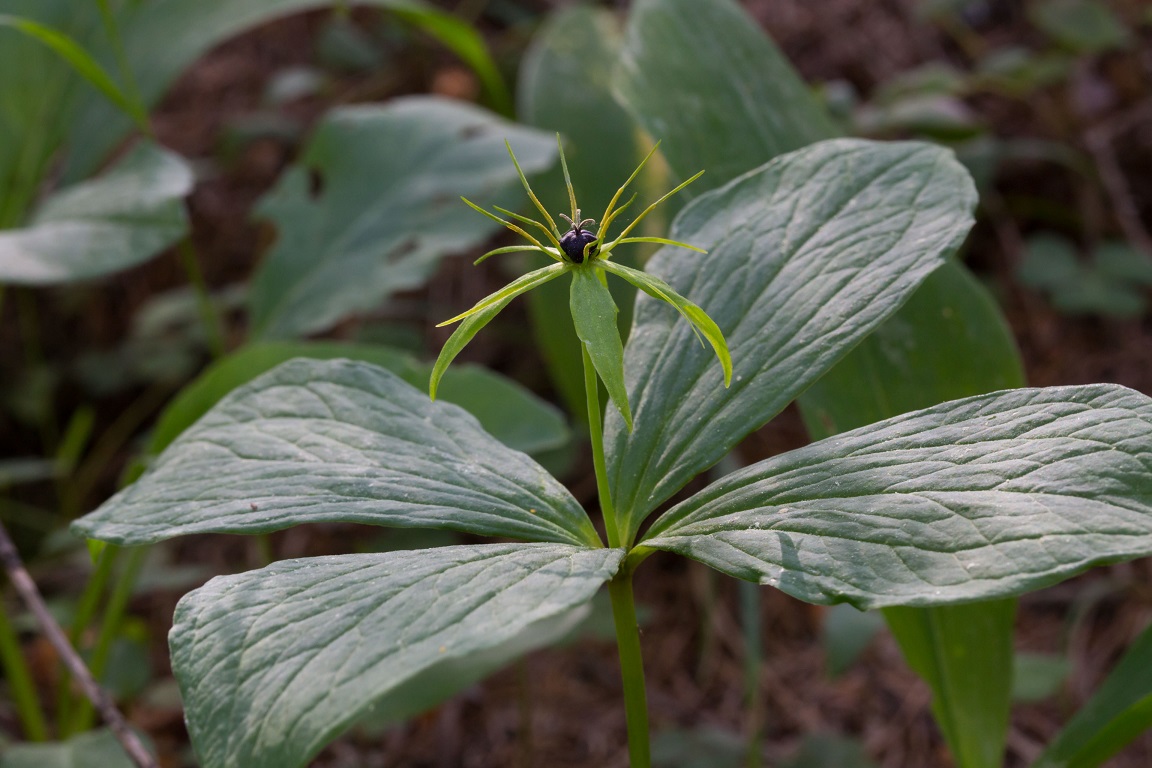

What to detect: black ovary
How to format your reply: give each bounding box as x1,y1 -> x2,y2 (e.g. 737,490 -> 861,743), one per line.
559,228 -> 598,264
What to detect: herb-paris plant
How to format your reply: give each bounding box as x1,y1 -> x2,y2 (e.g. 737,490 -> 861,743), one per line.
73,138 -> 1152,768
431,137 -> 731,436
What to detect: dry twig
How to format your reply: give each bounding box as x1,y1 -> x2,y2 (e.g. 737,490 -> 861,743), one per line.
0,521 -> 157,768
1084,101 -> 1152,260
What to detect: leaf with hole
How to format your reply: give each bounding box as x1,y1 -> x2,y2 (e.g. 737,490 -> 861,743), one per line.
249,97 -> 555,339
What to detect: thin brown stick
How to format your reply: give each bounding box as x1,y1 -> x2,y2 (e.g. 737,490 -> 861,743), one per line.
0,522 -> 156,768
1084,101 -> 1152,260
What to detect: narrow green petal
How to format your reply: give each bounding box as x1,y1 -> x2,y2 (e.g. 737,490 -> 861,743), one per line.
492,205 -> 563,250
598,193 -> 637,244
599,142 -> 662,234
557,134 -> 579,223
436,262 -> 566,327
600,260 -> 731,386
570,268 -> 633,431
614,236 -> 707,254
608,170 -> 705,244
506,140 -> 561,238
474,245 -> 559,265
460,196 -> 548,251
429,298 -> 512,400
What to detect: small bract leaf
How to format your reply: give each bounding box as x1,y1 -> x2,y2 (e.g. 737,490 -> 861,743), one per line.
171,543 -> 623,768
605,138 -> 977,540
436,262 -> 566,327
430,297 -> 511,401
0,143 -> 191,285
642,384 -> 1152,610
73,359 -> 598,548
571,268 -> 632,431
599,260 -> 730,386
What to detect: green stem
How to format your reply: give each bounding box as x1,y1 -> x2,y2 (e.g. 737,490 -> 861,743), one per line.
581,344 -> 620,549
608,569 -> 650,768
65,381 -> 173,518
739,580 -> 763,767
177,238 -> 227,360
582,343 -> 650,765
56,545 -> 119,726
96,0 -> 153,139
67,546 -> 146,735
0,597 -> 49,741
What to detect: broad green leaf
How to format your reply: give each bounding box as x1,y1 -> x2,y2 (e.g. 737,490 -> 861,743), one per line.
797,259 -> 1025,768
571,268 -> 631,430
614,3 -> 1031,764
1033,620 -> 1152,768
1097,241 -> 1152,286
427,365 -> 568,457
0,728 -> 153,768
518,4 -> 643,423
642,384 -> 1152,610
147,342 -> 568,457
1029,0 -> 1132,54
171,543 -> 622,768
73,358 -> 598,548
519,6 -> 640,226
249,97 -> 555,339
605,139 -> 977,539
798,260 -> 1026,438
884,599 -> 1016,768
613,0 -> 839,195
1018,233 -> 1081,290
0,142 -> 191,285
62,0 -> 509,182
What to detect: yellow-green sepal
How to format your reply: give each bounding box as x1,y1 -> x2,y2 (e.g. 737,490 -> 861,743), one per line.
570,267 -> 633,432
600,260 -> 731,387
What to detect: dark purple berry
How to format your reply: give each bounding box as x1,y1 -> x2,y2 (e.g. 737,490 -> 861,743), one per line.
560,227 -> 598,264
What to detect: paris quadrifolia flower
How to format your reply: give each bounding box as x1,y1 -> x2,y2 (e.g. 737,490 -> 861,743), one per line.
429,136 -> 732,431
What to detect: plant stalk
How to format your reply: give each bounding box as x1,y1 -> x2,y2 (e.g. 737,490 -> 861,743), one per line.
0,521 -> 155,767
0,594 -> 49,741
56,544 -> 119,726
608,569 -> 650,768
582,341 -> 650,765
69,545 -> 147,734
581,344 -> 621,549
177,238 -> 227,360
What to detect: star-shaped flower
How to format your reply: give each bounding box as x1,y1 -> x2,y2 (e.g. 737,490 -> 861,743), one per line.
430,136 -> 731,431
